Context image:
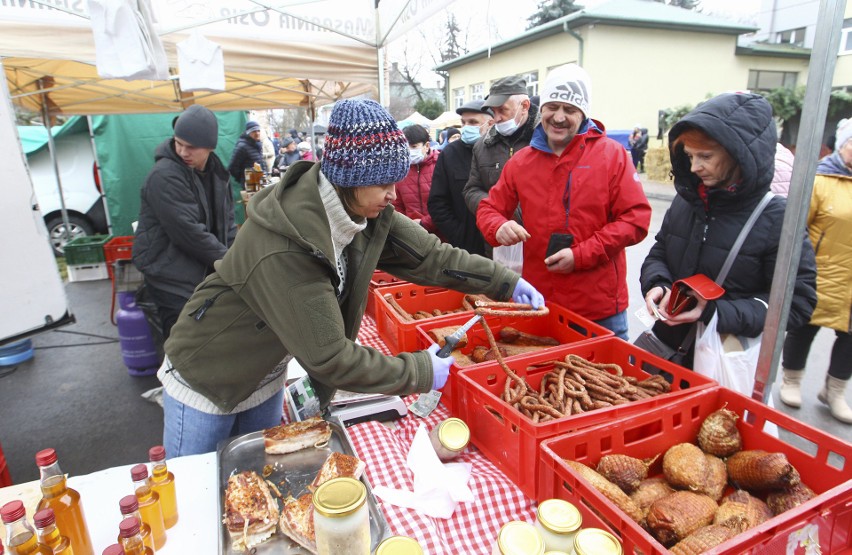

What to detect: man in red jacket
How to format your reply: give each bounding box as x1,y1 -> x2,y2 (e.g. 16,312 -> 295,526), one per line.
476,64 -> 651,339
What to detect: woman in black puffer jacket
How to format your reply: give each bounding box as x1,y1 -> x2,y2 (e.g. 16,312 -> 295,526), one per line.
639,93 -> 817,368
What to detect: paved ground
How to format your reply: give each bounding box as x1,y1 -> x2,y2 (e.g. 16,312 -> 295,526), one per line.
1,176 -> 848,485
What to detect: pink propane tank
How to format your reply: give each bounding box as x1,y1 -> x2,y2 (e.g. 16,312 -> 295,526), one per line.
116,291 -> 160,376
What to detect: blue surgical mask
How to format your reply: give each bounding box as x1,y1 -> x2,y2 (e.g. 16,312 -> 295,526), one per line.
409,148 -> 425,165
460,125 -> 481,145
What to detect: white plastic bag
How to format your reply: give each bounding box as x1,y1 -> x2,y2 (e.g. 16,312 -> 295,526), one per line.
694,313 -> 778,436
493,243 -> 523,274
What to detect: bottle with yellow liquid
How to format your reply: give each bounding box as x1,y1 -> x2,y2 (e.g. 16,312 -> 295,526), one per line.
117,518 -> 153,555
33,509 -> 73,555
1,501 -> 52,555
116,497 -> 153,553
147,447 -> 177,529
129,465 -> 166,551
34,450 -> 94,555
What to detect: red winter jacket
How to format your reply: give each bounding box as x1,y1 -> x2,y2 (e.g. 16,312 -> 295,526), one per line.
477,121 -> 651,320
393,150 -> 439,233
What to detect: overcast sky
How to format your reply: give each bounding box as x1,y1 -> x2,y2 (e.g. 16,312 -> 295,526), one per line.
388,0 -> 764,85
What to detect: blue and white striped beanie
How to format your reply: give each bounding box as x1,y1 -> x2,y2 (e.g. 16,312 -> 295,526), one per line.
321,99 -> 409,187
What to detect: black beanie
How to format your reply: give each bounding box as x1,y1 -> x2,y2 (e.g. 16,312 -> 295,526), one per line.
173,105 -> 218,149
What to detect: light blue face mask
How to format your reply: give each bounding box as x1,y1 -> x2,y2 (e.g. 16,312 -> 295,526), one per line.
409,148 -> 425,165
460,125 -> 481,145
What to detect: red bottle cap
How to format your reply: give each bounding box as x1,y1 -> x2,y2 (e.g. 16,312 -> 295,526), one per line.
0,500 -> 25,523
130,463 -> 149,481
33,508 -> 56,528
119,495 -> 139,515
118,516 -> 141,538
35,448 -> 58,467
148,446 -> 166,462
102,545 -> 125,555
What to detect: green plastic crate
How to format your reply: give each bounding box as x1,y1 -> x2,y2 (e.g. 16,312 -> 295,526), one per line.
64,235 -> 112,266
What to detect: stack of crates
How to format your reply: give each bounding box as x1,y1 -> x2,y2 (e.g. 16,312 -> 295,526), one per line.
104,236 -> 134,283
64,235 -> 111,282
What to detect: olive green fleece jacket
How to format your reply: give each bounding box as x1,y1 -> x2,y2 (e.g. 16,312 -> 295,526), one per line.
164,161 -> 519,412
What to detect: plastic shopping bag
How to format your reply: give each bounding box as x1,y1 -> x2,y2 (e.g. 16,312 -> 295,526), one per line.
694,313 -> 778,436
493,243 -> 523,274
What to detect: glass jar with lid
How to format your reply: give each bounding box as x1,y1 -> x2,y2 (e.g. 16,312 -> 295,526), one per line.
573,528 -> 622,555
373,535 -> 423,555
428,418 -> 470,461
534,499 -> 582,552
313,477 -> 371,555
491,521 -> 545,555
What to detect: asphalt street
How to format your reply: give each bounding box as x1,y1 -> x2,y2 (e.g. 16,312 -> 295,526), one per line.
0,179 -> 849,486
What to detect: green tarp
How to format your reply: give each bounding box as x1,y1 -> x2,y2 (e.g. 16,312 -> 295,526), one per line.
18,116 -> 89,155
90,111 -> 246,235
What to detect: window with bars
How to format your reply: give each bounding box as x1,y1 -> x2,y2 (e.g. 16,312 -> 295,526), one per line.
518,71 -> 539,96
470,83 -> 484,101
453,88 -> 465,109
747,70 -> 797,91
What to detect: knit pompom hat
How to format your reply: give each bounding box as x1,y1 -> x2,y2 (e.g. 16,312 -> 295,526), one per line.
321,99 -> 409,187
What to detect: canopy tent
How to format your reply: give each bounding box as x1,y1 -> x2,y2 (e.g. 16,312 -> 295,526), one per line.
0,0 -> 454,116
398,111 -> 434,128
431,110 -> 462,129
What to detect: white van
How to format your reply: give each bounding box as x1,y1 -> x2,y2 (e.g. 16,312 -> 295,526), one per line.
23,121 -> 109,255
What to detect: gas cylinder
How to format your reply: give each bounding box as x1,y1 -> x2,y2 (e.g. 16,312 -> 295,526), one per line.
116,291 -> 160,376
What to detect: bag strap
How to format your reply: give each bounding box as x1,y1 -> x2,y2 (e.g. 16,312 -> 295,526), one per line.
676,191 -> 774,356
716,191 -> 775,286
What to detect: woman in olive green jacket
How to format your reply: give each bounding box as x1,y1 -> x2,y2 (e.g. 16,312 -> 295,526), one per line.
159,100 -> 544,455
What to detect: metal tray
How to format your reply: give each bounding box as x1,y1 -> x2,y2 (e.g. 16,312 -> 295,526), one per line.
216,418 -> 389,554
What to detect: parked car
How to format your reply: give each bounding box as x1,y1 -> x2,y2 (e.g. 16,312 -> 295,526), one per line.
23,122 -> 109,256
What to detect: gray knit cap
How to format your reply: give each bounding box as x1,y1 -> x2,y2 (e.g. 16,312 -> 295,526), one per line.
173,105 -> 218,149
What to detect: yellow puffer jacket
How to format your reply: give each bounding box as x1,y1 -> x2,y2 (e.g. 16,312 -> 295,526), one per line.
808,172 -> 852,332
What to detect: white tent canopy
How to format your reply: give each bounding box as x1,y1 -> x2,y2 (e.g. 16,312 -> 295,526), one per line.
431,110 -> 461,129
398,110 -> 434,128
0,0 -> 454,115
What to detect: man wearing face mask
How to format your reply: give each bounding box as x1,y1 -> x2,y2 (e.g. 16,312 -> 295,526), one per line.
392,124 -> 441,234
428,99 -> 494,255
462,76 -> 539,246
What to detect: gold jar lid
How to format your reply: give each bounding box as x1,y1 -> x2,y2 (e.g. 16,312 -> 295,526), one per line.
312,477 -> 366,518
573,528 -> 622,555
374,535 -> 423,555
537,499 -> 582,534
438,418 -> 470,452
497,521 -> 544,555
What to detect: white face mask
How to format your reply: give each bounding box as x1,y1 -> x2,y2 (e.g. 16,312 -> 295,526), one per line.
494,105 -> 522,136
409,148 -> 425,165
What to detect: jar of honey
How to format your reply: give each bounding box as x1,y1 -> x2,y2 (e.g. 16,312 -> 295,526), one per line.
573,528 -> 622,555
428,418 -> 470,461
491,521 -> 544,555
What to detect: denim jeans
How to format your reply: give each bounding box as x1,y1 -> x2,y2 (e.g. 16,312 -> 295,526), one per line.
163,389 -> 285,456
594,310 -> 629,341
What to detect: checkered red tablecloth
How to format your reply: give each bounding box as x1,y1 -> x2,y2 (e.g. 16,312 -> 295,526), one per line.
349,316 -> 536,554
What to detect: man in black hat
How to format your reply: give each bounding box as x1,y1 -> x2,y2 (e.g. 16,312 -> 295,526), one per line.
133,105 -> 236,339
272,137 -> 300,175
428,99 -> 493,256
462,75 -> 538,257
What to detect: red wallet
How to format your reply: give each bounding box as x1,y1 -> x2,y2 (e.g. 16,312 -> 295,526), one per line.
667,274 -> 725,316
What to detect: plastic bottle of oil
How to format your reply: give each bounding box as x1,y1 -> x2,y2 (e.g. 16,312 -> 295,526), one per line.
129,465 -> 166,551
33,508 -> 73,555
116,497 -> 153,553
117,518 -> 153,555
34,450 -> 94,555
1,501 -> 52,555
146,447 -> 177,529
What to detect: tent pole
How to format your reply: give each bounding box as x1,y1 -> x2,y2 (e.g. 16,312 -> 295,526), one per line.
752,0 -> 844,404
86,115 -> 113,234
40,85 -> 73,250
375,2 -> 386,106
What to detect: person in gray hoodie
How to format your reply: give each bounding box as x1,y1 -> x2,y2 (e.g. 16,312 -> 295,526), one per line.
132,105 -> 236,339
160,99 -> 545,456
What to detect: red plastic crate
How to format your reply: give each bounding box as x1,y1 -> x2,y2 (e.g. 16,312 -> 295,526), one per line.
365,270 -> 406,320
0,440 -> 11,487
374,283 -> 479,355
416,303 -> 613,420
539,386 -> 852,554
454,337 -> 716,499
104,235 -> 134,281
